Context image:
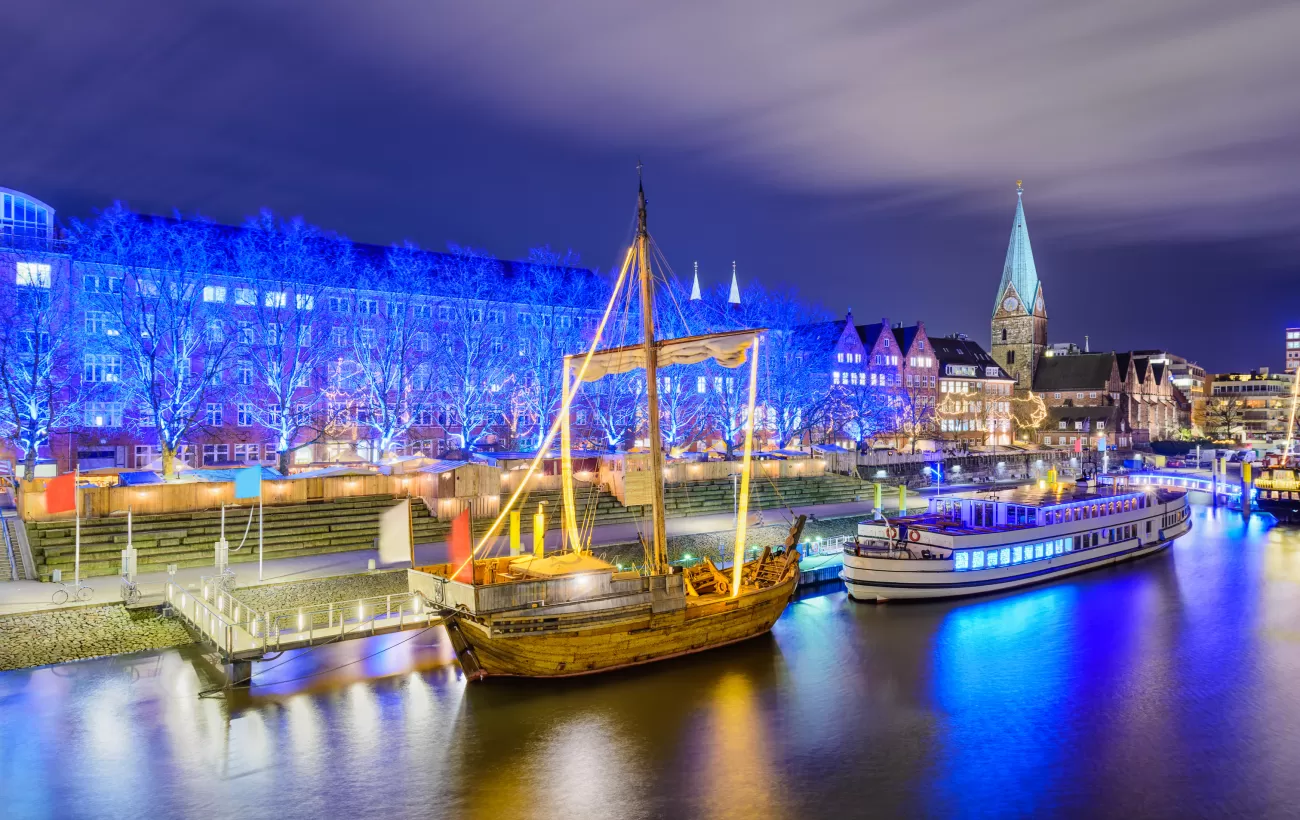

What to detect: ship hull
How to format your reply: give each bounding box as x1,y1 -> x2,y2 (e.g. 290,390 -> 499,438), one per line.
843,518 -> 1189,602
448,574 -> 798,679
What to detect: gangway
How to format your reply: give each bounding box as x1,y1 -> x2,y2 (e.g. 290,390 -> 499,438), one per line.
166,578 -> 441,684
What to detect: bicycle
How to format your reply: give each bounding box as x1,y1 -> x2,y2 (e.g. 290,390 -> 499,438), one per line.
120,577 -> 141,606
51,581 -> 93,605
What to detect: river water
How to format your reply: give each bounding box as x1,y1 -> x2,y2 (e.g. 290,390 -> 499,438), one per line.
3,502 -> 1300,820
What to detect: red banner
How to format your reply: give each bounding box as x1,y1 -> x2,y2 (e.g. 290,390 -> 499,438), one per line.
44,473 -> 77,514
448,509 -> 473,582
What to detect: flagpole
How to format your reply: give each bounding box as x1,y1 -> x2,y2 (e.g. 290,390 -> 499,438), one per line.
73,466 -> 81,588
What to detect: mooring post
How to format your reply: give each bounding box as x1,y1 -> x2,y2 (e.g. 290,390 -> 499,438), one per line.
226,658 -> 253,686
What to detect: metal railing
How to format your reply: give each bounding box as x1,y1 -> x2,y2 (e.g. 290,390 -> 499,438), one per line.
800,535 -> 854,557
173,577 -> 438,658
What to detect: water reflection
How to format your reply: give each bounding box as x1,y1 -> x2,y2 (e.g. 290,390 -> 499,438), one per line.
3,502 -> 1300,819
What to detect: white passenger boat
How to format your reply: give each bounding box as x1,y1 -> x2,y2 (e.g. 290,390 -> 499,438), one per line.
842,482 -> 1191,602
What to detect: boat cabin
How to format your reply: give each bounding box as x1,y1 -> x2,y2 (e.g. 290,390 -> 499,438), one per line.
927,484 -> 1153,532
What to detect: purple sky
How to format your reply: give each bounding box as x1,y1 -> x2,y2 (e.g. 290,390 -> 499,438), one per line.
4,1 -> 1298,371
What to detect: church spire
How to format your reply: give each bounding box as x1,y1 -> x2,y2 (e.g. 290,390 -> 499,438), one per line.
993,180 -> 1042,317
690,261 -> 701,301
728,261 -> 740,305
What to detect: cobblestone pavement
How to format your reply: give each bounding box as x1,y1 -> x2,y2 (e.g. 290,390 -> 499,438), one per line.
230,570 -> 411,613
0,605 -> 191,672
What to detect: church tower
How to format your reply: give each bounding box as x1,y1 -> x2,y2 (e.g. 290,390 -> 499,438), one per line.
990,181 -> 1047,390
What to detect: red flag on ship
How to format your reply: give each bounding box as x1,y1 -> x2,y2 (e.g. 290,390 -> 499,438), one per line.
44,473 -> 78,514
448,508 -> 473,582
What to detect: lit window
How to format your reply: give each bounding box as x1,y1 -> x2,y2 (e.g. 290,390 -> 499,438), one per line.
1055,541 -> 1065,555
264,291 -> 287,308
237,404 -> 255,427
205,403 -> 223,426
986,550 -> 999,567
296,294 -> 314,310
954,551 -> 969,571
203,285 -> 226,303
16,262 -> 52,288
235,288 -> 255,306
1012,546 -> 1023,563
1034,544 -> 1045,559
999,548 -> 1010,565
972,550 -> 985,569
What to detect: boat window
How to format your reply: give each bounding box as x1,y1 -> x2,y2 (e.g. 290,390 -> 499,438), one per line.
1034,543 -> 1045,559
1055,540 -> 1065,555
985,549 -> 999,567
1147,521 -> 1152,533
1000,547 -> 1011,565
1012,546 -> 1023,563
972,550 -> 985,569
954,551 -> 970,570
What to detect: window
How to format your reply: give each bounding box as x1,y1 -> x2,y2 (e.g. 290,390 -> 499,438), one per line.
413,333 -> 429,352
265,323 -> 282,345
1001,328 -> 1007,342
237,362 -> 253,386
331,325 -> 347,346
469,308 -> 483,323
264,291 -> 287,308
1089,392 -> 1097,399
328,296 -> 350,313
296,294 -> 314,310
490,338 -> 504,354
234,443 -> 260,463
360,328 -> 375,347
205,319 -> 224,344
16,262 -> 52,288
235,288 -> 256,306
414,304 -> 431,319
488,309 -> 505,324
1097,421 -> 1105,430
202,444 -> 229,465
85,311 -> 114,336
358,298 -> 378,315
203,285 -> 226,303
1006,350 -> 1015,364
697,376 -> 707,393
238,321 -> 254,344
205,403 -> 223,426
971,550 -> 985,569
438,305 -> 451,322
83,274 -> 121,294
954,551 -> 970,570
237,403 -> 255,427
84,401 -> 124,428
386,302 -> 405,319
83,353 -> 121,383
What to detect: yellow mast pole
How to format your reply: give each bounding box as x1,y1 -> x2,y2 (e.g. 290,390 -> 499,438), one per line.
1285,370 -> 1300,463
636,170 -> 669,574
731,337 -> 761,596
560,360 -> 582,551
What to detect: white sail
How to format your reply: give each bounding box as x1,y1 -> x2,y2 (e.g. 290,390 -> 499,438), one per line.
566,329 -> 763,382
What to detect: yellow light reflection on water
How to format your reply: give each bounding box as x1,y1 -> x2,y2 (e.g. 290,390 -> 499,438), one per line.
701,672 -> 788,820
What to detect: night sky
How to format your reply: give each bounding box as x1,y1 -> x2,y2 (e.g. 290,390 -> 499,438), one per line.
5,1 -> 1298,373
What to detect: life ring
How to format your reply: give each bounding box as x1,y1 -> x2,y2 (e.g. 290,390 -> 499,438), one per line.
908,530 -> 922,543
885,527 -> 897,539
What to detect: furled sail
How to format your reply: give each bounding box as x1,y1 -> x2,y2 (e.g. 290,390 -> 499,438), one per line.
566,329 -> 764,381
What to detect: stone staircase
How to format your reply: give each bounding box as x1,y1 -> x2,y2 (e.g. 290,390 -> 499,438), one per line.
28,495 -> 444,581
25,474 -> 872,579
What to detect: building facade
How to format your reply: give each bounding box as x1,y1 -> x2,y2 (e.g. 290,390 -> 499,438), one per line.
931,335 -> 1015,448
1286,328 -> 1300,373
1207,369 -> 1296,443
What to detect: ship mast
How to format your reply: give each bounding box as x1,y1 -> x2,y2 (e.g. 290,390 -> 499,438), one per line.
636,167 -> 669,574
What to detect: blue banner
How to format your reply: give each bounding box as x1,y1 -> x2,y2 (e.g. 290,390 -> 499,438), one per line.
234,465 -> 262,499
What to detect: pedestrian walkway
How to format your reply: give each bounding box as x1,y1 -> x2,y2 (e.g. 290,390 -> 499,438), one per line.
0,479 -> 1030,617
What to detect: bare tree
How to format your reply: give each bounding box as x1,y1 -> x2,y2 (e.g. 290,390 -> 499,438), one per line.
73,205 -> 235,479
430,246 -> 514,454
232,211 -> 348,473
0,239 -> 85,475
343,245 -> 438,461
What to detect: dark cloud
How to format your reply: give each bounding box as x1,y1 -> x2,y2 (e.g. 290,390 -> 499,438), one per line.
2,0 -> 1297,372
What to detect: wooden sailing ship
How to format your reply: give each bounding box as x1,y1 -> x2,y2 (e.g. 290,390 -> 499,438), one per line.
408,175 -> 804,679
